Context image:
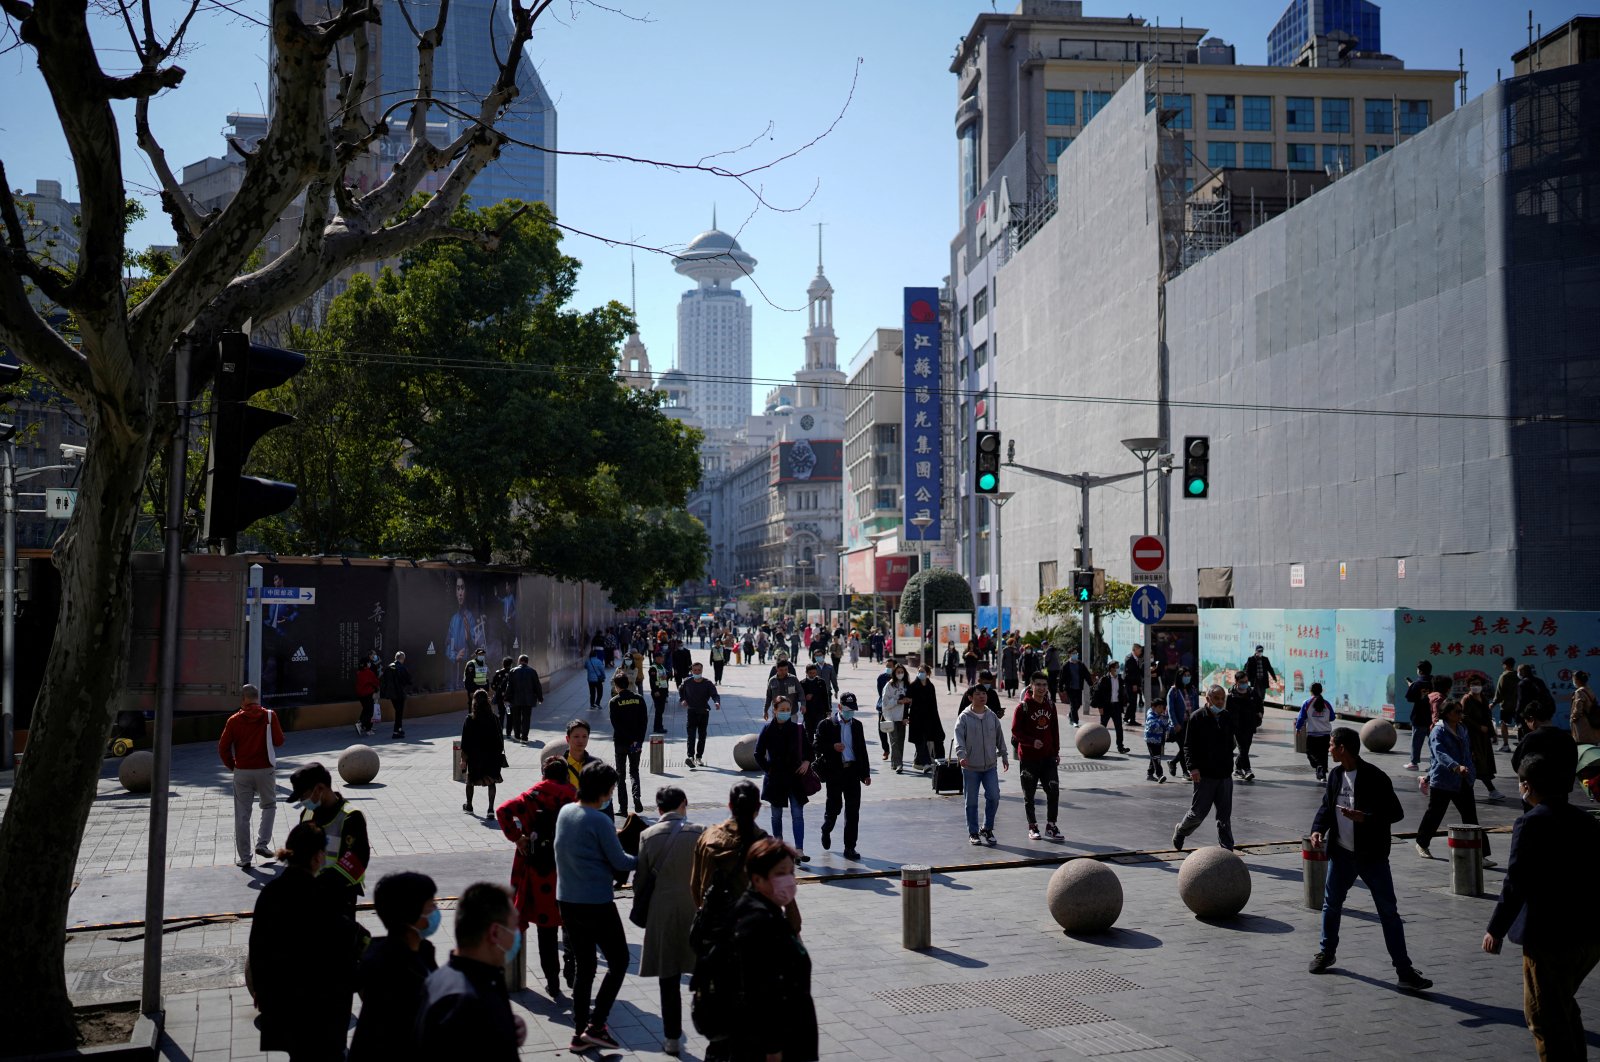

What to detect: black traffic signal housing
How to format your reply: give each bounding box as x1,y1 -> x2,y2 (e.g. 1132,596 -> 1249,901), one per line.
1183,435 -> 1210,499
204,333 -> 304,544
1072,569 -> 1096,604
0,361 -> 22,441
975,430 -> 1001,494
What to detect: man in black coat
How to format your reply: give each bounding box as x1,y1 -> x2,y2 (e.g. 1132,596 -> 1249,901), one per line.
800,663 -> 832,736
1403,659 -> 1434,769
507,654 -> 544,743
815,693 -> 872,861
669,639 -> 693,690
1484,753 -> 1600,1059
607,676 -> 648,816
1172,685 -> 1235,850
1061,649 -> 1089,726
1307,727 -> 1433,990
958,669 -> 1004,718
1089,661 -> 1129,753
417,883 -> 524,1060
1122,644 -> 1145,725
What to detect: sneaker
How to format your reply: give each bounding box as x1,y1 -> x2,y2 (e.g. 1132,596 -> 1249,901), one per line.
1397,967 -> 1433,991
1308,950 -> 1335,974
981,829 -> 996,846
254,844 -> 274,858
569,1036 -> 590,1053
235,857 -> 252,869
1413,841 -> 1433,859
1028,825 -> 1042,840
1482,858 -> 1498,868
353,723 -> 364,735
795,851 -> 810,863
1499,744 -> 1512,753
463,803 -> 473,813
583,1024 -> 621,1050
843,849 -> 862,861
1045,823 -> 1063,841
969,833 -> 982,846
546,980 -> 562,998
1244,771 -> 1256,782
1403,762 -> 1418,771
392,729 -> 406,739
1316,769 -> 1326,783
1172,830 -> 1186,851
1117,746 -> 1131,754
664,1037 -> 681,1056
1157,774 -> 1167,784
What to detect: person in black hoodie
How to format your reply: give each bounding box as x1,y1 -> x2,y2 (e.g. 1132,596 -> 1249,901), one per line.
1172,685 -> 1236,851
350,872 -> 440,1062
724,838 -> 818,1062
1307,728 -> 1433,991
815,693 -> 872,860
608,674 -> 649,816
1226,671 -> 1262,782
416,882 -> 525,1061
799,663 -> 832,736
461,690 -> 504,819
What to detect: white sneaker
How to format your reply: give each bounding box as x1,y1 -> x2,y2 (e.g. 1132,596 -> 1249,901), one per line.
664,1036 -> 681,1056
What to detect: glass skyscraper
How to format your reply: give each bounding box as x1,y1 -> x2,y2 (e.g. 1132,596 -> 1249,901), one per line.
1268,0 -> 1382,67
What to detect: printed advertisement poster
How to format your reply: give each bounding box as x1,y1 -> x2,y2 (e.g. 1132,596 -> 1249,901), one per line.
396,567 -> 522,697
1335,609 -> 1396,719
933,612 -> 974,651
896,622 -> 923,648
974,605 -> 1012,633
1279,610 -> 1337,708
1197,609 -> 1288,703
1104,611 -> 1142,666
258,564 -> 393,708
1394,609 -> 1600,728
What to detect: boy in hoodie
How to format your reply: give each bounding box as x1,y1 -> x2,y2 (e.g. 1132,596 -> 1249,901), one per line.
218,682 -> 287,868
1143,697 -> 1174,783
1012,674 -> 1063,841
955,685 -> 1010,846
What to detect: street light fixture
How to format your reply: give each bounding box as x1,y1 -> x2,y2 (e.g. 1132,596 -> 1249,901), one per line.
1121,436 -> 1166,728
909,514 -> 933,664
984,491 -> 1014,647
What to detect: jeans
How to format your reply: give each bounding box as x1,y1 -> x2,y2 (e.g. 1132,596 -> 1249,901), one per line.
660,975 -> 684,1040
769,793 -> 805,852
1320,847 -> 1412,968
613,742 -> 642,816
1524,940 -> 1600,1061
963,765 -> 1000,835
1234,728 -> 1255,773
1415,784 -> 1490,857
560,900 -> 630,1033
1409,722 -> 1428,764
823,775 -> 862,851
232,767 -> 277,861
1175,776 -> 1235,849
1019,758 -> 1059,824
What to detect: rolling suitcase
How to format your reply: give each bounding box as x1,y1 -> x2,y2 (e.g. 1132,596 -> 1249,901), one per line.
931,739 -> 963,795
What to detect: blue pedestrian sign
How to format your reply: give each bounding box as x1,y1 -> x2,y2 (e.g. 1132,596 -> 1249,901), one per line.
1131,584 -> 1167,625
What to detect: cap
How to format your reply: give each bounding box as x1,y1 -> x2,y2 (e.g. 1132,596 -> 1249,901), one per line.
288,762 -> 332,802
839,693 -> 859,709
1254,645 -> 1264,652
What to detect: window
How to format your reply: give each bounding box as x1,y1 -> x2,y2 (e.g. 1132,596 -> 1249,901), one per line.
1162,93 -> 1192,129
1285,96 -> 1314,132
1206,141 -> 1236,170
1039,560 -> 1059,597
875,424 -> 898,445
1207,94 -> 1235,130
1322,97 -> 1351,133
1242,95 -> 1273,131
1399,100 -> 1430,134
1365,98 -> 1393,135
1047,136 -> 1074,163
1046,89 -> 1076,126
958,306 -> 968,337
972,287 -> 988,323
973,341 -> 988,369
1045,174 -> 1059,198
957,354 -> 968,379
1243,142 -> 1273,169
876,489 -> 896,511
1322,144 -> 1352,172
959,121 -> 979,206
1288,143 -> 1316,170
1083,90 -> 1112,123
1364,143 -> 1392,163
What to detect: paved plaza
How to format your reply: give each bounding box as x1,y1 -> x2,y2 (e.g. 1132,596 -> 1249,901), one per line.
8,646 -> 1595,1060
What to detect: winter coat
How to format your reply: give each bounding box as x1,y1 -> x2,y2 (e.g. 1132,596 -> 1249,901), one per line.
636,812 -> 705,979
349,936 -> 437,1062
1180,706 -> 1235,779
689,819 -> 802,934
461,713 -> 503,783
1427,719 -> 1475,792
1462,691 -> 1497,781
722,891 -> 818,1062
814,716 -> 871,783
755,718 -> 814,806
584,655 -> 606,683
507,664 -> 543,706
496,778 -> 576,929
907,676 -> 946,750
250,866 -> 362,1055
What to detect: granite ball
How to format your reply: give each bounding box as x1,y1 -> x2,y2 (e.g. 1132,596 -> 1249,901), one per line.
117,750 -> 154,793
1047,859 -> 1124,933
540,740 -> 569,768
337,744 -> 380,785
733,734 -> 761,772
1075,722 -> 1111,759
1177,845 -> 1252,919
1360,718 -> 1397,754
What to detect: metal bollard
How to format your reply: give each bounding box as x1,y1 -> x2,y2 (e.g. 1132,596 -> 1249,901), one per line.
649,736 -> 665,775
901,864 -> 931,950
1447,824 -> 1485,896
451,741 -> 465,784
504,928 -> 527,992
1301,835 -> 1328,910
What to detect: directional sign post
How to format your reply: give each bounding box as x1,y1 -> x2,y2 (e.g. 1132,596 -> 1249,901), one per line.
1129,534 -> 1168,585
1130,584 -> 1168,625
246,586 -> 317,605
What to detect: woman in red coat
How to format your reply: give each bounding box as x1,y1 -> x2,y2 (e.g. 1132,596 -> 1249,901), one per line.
496,756 -> 576,997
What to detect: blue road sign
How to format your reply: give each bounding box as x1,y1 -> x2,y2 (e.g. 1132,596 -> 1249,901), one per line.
246,586 -> 317,603
1131,584 -> 1167,625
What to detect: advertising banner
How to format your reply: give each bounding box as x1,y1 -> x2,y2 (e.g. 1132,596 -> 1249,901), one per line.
902,287 -> 943,539
974,605 -> 1012,633
773,439 -> 843,483
1279,610 -> 1337,708
257,563 -> 393,708
933,611 -> 974,652
875,554 -> 915,594
1335,609 -> 1396,719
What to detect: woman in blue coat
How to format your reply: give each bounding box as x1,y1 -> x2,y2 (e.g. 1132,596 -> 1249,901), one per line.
1413,698 -> 1493,864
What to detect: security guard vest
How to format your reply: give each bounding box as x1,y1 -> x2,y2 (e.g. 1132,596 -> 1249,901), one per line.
470,658 -> 489,686
302,800 -> 366,889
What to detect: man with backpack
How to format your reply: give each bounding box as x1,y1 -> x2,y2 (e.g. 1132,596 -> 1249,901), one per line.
1404,660 -> 1435,770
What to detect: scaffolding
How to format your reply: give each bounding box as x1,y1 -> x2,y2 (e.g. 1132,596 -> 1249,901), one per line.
1180,193 -> 1234,270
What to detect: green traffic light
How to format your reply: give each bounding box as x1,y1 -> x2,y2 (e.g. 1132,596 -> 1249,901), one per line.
1077,589 -> 1090,602
978,472 -> 997,491
1188,478 -> 1207,496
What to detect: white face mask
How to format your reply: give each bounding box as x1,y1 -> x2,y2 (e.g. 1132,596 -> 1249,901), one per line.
769,872 -> 798,906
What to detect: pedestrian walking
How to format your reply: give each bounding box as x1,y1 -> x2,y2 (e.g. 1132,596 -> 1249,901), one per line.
381,651 -> 414,739
847,631 -> 860,667
1001,640 -> 1020,699
416,882 -> 526,1061
248,822 -> 364,1060
1165,668 -> 1198,774
678,661 -> 720,769
491,654 -> 515,737
1510,696 -> 1578,806
218,682 -> 284,868
829,634 -> 844,675
585,650 -> 606,709
1403,659 -> 1435,770
507,653 -> 543,743
1483,753 -> 1600,1060
288,761 -> 370,913
710,637 -> 729,684
1493,656 -> 1521,751
1307,728 -> 1433,991
460,690 -> 505,819
1295,682 -> 1335,782
690,781 -> 801,930
800,663 -> 831,735
942,643 -> 961,692
1227,671 -> 1260,781
908,663 -> 946,774
554,762 -> 637,1052
496,756 -> 577,998
1013,674 -> 1063,842
1570,670 -> 1600,746
764,659 -> 804,723
355,656 -> 381,735
1518,664 -> 1556,742
1244,643 -> 1278,708
464,647 -> 491,712
955,684 -> 1009,846
815,693 -> 871,861
720,838 -> 818,1062
1062,649 -> 1088,726
1143,696 -> 1174,782
636,786 -> 705,1057
754,696 -> 814,861
1413,697 -> 1493,864
1123,644 -> 1146,725
877,664 -> 912,772
671,639 -> 693,689
608,674 -> 648,816
1462,677 -> 1501,800
1091,660 -> 1131,754
1172,685 -> 1236,851
350,872 -> 440,1062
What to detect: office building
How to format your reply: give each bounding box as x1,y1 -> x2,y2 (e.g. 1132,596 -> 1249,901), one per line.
1268,0 -> 1382,68
674,217 -> 756,433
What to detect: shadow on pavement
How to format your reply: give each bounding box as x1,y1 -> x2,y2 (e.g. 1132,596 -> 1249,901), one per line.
1065,926 -> 1163,950
1338,970 -> 1530,1030
920,947 -> 989,968
1196,913 -> 1296,934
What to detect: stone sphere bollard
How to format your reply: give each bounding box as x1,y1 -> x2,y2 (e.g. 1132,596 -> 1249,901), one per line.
1075,722 -> 1111,759
1360,718 -> 1397,754
1177,845 -> 1252,918
733,734 -> 761,772
1047,859 -> 1123,933
118,750 -> 154,793
540,740 -> 569,768
338,744 -> 380,785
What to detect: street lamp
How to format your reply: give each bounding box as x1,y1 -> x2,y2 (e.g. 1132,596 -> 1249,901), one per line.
984,492 -> 1014,648
909,514 -> 933,665
795,558 -> 812,623
1121,437 -> 1166,724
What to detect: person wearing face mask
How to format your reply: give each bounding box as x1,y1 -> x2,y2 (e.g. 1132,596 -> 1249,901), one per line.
1164,667 -> 1197,772
755,696 -> 815,861
1226,671 -> 1261,782
815,693 -> 872,861
464,646 -> 491,713
354,654 -> 382,735
496,756 -> 578,998
765,659 -> 804,723
908,664 -> 947,774
1461,676 -> 1501,801
350,872 -> 441,1062
249,822 -> 365,1060
288,761 -> 370,915
723,839 -> 819,1062
1172,685 -> 1237,851
416,882 -> 528,1061
878,665 -> 913,772
800,664 -> 832,735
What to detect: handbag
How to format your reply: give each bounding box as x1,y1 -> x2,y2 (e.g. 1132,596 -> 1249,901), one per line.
795,725 -> 822,798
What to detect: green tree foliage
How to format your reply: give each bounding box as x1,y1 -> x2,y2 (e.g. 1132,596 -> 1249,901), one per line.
246,201 -> 706,605
898,567 -> 975,624
1037,577 -> 1137,664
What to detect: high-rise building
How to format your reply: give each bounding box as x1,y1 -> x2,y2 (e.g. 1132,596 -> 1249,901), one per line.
1268,0 -> 1382,68
674,215 -> 756,432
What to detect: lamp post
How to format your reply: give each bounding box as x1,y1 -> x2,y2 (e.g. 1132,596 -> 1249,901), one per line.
909,515 -> 933,665
984,492 -> 1014,645
795,558 -> 812,624
1121,437 -> 1166,720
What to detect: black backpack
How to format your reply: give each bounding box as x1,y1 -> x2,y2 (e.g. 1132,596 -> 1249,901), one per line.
688,843 -> 750,1039
526,803 -> 559,875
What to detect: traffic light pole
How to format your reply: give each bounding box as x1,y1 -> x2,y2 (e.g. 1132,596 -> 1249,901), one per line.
2,444 -> 12,772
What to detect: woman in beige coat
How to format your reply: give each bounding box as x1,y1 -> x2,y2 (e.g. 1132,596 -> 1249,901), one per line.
636,785 -> 704,1057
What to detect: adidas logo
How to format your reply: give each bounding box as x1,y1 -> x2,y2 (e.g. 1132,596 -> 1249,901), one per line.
291,646 -> 308,662
426,641 -> 436,655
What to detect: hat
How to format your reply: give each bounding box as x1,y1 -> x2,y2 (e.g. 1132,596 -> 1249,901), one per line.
288,762 -> 332,802
1254,645 -> 1264,652
839,692 -> 858,708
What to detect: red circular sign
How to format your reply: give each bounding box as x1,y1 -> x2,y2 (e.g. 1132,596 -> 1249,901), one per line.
1131,535 -> 1165,572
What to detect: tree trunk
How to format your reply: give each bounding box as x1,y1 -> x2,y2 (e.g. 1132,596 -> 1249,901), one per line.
0,409 -> 155,1052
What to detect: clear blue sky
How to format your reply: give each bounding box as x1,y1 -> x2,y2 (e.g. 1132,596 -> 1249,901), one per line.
3,0 -> 1573,410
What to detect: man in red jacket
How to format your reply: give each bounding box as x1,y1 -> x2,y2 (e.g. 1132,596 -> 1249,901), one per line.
218,682 -> 286,868
1011,673 -> 1063,842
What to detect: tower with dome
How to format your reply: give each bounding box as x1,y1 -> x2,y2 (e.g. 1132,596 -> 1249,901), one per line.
673,211 -> 756,432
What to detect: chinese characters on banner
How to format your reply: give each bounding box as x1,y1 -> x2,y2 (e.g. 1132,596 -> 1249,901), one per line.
902,287 -> 943,540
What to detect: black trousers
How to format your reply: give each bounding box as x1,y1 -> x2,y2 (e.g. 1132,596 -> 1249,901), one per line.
660,975 -> 683,1040
651,690 -> 669,731
535,924 -> 560,985
358,693 -> 375,730
1234,728 -> 1255,772
1066,688 -> 1082,725
1306,733 -> 1331,773
387,696 -> 406,732
613,742 -> 642,815
1099,705 -> 1125,749
1020,758 -> 1060,824
686,710 -> 709,759
511,703 -> 534,741
560,900 -> 630,1033
713,661 -> 726,683
823,774 -> 862,851
1416,785 -> 1490,857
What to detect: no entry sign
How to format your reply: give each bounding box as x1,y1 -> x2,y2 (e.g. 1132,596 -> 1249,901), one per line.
1129,535 -> 1167,585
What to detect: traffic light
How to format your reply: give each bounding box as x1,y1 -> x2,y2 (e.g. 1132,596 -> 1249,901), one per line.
204,333 -> 304,544
1183,435 -> 1210,498
974,430 -> 1001,494
0,362 -> 22,442
1072,570 -> 1096,603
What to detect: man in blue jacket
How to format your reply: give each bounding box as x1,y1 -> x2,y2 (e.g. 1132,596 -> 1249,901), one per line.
1484,753 -> 1600,1060
1307,727 -> 1432,991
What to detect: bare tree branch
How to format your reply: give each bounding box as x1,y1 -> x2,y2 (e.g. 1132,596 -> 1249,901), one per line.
135,92 -> 205,244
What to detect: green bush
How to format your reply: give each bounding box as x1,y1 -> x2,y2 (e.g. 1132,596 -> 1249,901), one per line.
898,568 -> 975,624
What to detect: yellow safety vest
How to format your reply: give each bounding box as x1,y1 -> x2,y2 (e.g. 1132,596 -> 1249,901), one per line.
302,800 -> 366,888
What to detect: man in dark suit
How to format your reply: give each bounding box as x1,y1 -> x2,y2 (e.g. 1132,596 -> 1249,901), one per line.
816,693 -> 872,861
1122,644 -> 1145,725
1308,727 -> 1432,990
1089,661 -> 1129,753
1061,649 -> 1089,726
1484,753 -> 1600,1060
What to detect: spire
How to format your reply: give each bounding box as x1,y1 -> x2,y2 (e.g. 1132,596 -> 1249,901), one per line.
629,247 -> 637,314
711,203 -> 717,230
816,220 -> 826,273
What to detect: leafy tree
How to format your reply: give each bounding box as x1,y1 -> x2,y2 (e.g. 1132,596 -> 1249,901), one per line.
1037,578 -> 1138,663
898,567 -> 975,624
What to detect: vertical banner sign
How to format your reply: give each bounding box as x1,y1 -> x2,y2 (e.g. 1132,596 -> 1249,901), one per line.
903,287 -> 943,541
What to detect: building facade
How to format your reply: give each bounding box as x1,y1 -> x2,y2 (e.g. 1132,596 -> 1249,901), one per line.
674,220 -> 755,434
1268,0 -> 1382,68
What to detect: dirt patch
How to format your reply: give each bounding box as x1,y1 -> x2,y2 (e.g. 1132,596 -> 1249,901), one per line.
76,1001 -> 140,1048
